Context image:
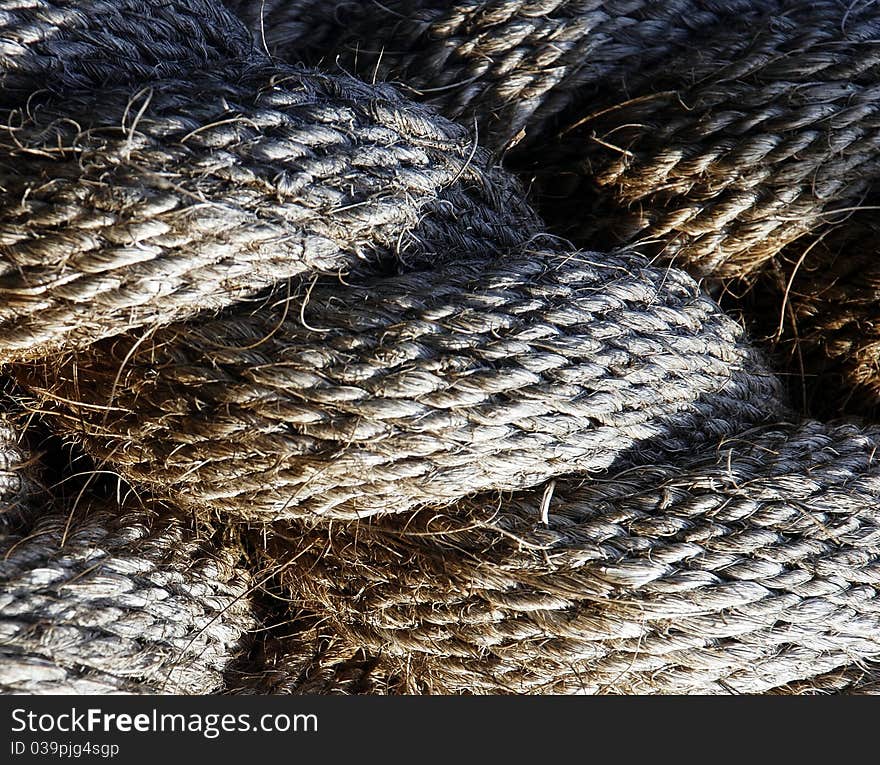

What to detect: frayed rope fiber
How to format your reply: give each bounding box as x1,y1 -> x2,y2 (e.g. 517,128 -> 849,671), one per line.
226,0 -> 880,414
0,44 -> 535,360
0,0 -> 254,101
0,506 -> 256,694
16,251 -> 782,520
258,420 -> 880,694
0,415 -> 256,694
226,0 -> 785,155
3,0 -> 880,694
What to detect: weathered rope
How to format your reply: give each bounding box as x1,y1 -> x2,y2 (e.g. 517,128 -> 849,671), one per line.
771,664 -> 880,695
0,505 -> 257,694
4,0 -> 880,695
257,420 -> 880,694
224,0 -> 880,412
0,413 -> 34,530
226,0 -> 879,277
0,8 -> 536,361
15,250 -> 783,520
526,1 -> 880,277
0,0 -> 253,100
0,412 -> 257,694
225,0 -> 783,154
226,617 -> 384,694
725,217 -> 880,417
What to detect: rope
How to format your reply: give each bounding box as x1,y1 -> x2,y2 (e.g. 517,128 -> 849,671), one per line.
258,420 -> 880,694
3,0 -> 880,694
225,0 -> 784,154
15,251 -> 782,520
0,6 -> 536,361
224,0 -> 880,412
0,415 -> 28,521
0,415 -> 256,694
1,0 -> 254,99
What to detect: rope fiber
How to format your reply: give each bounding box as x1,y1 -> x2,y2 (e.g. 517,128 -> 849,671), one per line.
2,0 -> 880,694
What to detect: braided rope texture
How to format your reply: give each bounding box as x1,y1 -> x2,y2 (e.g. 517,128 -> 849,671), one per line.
0,415 -> 27,519
16,250 -> 783,520
260,421 -> 880,694
226,0 -> 880,412
226,0 -> 783,154
0,505 -> 256,693
0,2 -> 537,361
0,0 -> 254,99
0,414 -> 257,693
3,0 -> 880,695
0,412 -> 37,554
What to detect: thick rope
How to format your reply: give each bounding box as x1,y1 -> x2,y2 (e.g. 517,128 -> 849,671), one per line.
771,665 -> 880,695
226,0 -> 878,277
0,506 -> 257,694
3,0 -> 880,695
0,0 -> 253,99
0,413 -> 33,530
225,0 -> 784,154
0,12 -> 536,361
527,1 -> 880,277
256,420 -> 880,694
15,250 -> 783,520
225,0 -> 880,412
0,412 -> 257,694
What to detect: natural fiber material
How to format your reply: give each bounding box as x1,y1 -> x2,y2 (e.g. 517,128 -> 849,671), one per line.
737,218 -> 880,415
225,0 -> 880,411
0,0 -> 253,100
0,44 -> 535,361
259,420 -> 880,694
527,1 -> 880,278
226,0 -> 782,154
5,0 -> 880,696
226,618 -> 384,694
16,250 -> 783,520
0,409 -> 256,693
0,502 -> 256,694
771,664 -> 880,695
227,0 -> 879,278
0,414 -> 29,524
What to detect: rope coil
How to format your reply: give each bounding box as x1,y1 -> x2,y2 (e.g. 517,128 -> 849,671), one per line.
227,0 -> 880,411
268,419 -> 880,694
16,250 -> 782,520
3,0 -> 880,694
0,417 -> 256,694
0,62 -> 535,361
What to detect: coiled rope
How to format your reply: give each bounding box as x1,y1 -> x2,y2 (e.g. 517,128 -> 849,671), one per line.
0,414 -> 256,694
2,0 -> 880,694
225,0 -> 880,413
260,420 -> 880,694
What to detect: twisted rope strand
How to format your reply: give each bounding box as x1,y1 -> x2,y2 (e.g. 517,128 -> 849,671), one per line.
226,0 -> 784,154
262,420 -> 880,694
4,0 -> 880,695
225,0 -> 880,411
0,410 -> 257,693
1,10 -> 537,360
0,505 -> 256,693
15,250 -> 783,520
0,0 -> 254,100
